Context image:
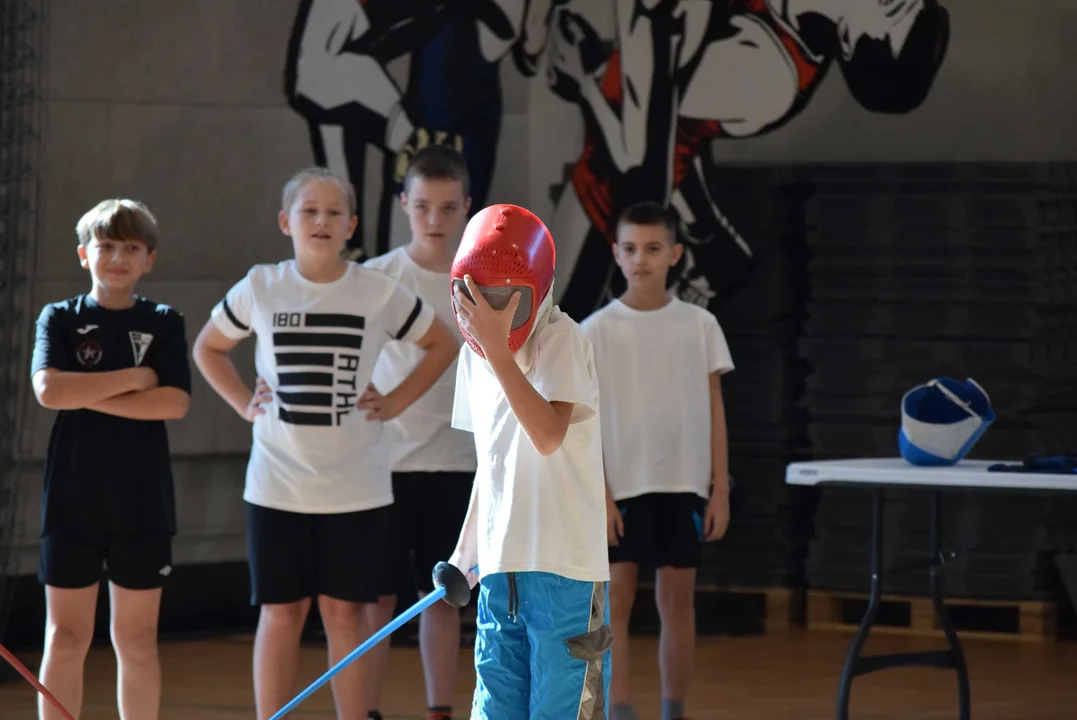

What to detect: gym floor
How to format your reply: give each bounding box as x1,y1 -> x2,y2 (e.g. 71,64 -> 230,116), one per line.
0,629 -> 1074,718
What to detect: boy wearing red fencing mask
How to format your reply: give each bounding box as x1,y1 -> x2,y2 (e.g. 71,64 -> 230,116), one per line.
444,204 -> 612,718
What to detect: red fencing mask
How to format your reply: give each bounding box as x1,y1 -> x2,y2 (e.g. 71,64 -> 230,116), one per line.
450,204 -> 556,357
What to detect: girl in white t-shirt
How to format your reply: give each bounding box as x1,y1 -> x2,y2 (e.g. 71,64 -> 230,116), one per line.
191,167 -> 458,720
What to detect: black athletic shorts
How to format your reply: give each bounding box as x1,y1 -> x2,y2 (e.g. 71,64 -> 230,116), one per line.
245,501 -> 393,605
608,492 -> 708,569
39,531 -> 173,590
389,471 -> 474,596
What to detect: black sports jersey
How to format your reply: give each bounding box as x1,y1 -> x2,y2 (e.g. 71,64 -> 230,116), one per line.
30,294 -> 192,537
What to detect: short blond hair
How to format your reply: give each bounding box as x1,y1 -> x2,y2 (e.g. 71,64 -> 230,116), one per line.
281,167 -> 357,215
76,199 -> 160,252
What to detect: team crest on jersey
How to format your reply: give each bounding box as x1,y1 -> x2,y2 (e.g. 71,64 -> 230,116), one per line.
76,340 -> 103,368
129,331 -> 153,366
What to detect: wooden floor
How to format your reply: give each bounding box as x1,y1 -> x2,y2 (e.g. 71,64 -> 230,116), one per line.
2,629 -> 1076,719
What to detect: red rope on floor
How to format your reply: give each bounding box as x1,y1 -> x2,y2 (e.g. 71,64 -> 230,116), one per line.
0,642 -> 76,720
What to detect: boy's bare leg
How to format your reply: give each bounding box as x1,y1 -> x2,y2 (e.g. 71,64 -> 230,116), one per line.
38,584 -> 98,720
365,594 -> 396,712
253,599 -> 310,720
418,591 -> 461,709
609,562 -> 638,716
655,566 -> 697,719
108,583 -> 163,719
368,591 -> 461,716
318,595 -> 370,718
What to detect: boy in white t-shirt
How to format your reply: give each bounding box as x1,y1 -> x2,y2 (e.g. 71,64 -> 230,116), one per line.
362,146 -> 477,720
446,204 -> 611,719
191,167 -> 458,720
580,202 -> 734,720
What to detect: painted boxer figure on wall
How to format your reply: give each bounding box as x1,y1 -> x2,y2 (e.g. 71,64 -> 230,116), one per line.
545,0 -> 950,318
284,0 -> 566,260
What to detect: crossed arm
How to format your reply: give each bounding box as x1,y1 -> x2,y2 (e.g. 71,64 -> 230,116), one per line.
33,367 -> 190,421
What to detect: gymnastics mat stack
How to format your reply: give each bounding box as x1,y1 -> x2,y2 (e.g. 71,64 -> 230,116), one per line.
692,167 -> 816,591
797,162 -> 1077,601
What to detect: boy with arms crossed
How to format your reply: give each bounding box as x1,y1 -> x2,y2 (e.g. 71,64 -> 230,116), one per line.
581,202 -> 733,720
31,199 -> 192,720
362,146 -> 476,720
192,167 -> 457,720
446,204 -> 612,719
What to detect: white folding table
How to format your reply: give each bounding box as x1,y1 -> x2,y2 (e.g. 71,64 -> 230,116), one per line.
786,457 -> 1077,720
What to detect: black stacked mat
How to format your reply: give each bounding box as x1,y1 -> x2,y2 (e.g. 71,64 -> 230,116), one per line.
799,162 -> 1077,601
686,168 -> 817,590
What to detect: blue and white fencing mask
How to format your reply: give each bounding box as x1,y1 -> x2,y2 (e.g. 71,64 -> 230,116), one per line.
898,377 -> 995,466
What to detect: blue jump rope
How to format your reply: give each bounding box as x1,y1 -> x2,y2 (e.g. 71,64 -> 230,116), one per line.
270,562 -> 474,719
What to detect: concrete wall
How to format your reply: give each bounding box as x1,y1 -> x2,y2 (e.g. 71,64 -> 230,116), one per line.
11,0 -> 535,573
11,0 -> 1077,574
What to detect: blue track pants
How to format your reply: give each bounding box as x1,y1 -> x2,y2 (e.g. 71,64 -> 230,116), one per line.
470,571 -> 612,719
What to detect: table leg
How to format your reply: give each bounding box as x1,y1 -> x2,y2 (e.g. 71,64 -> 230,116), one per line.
929,490 -> 971,720
836,488 -> 884,720
835,488 -> 967,720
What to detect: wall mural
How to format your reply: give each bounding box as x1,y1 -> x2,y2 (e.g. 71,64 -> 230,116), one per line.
284,0 -> 557,261
283,0 -> 950,322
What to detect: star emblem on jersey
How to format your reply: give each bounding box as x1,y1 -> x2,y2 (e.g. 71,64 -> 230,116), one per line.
129,331 -> 153,366
76,340 -> 102,368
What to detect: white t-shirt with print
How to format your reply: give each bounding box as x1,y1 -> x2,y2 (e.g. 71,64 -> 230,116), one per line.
452,306 -> 609,584
363,247 -> 476,473
581,296 -> 735,502
210,260 -> 435,514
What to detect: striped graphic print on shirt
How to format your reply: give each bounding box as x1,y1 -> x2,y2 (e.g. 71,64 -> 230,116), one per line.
271,311 -> 367,427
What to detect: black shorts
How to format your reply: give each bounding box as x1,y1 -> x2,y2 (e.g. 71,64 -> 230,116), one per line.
245,501 -> 393,605
390,471 -> 474,596
608,492 -> 708,569
39,531 -> 173,591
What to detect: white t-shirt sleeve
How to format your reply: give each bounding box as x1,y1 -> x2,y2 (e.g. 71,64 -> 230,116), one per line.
451,345 -> 473,433
383,279 -> 436,343
705,314 -> 735,375
210,272 -> 256,340
579,315 -> 598,348
361,253 -> 392,273
533,322 -> 598,424
577,315 -> 606,395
